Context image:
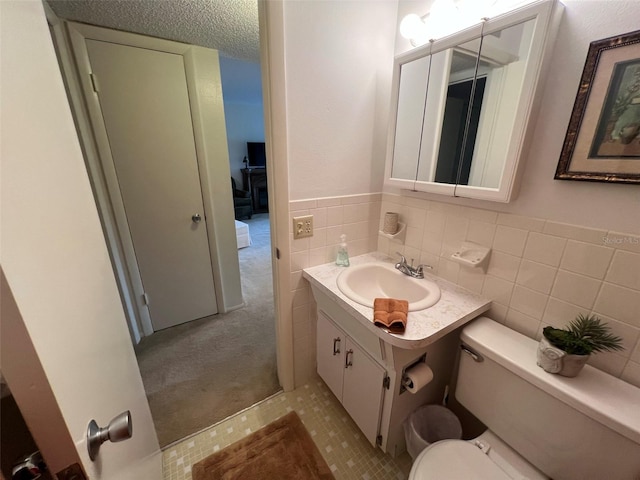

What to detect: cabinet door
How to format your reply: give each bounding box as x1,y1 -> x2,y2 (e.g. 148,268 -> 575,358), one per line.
386,1 -> 558,203
389,54 -> 431,186
342,337 -> 386,446
316,311 -> 345,401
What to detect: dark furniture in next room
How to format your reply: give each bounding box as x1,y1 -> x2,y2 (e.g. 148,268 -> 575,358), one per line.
242,167 -> 268,214
231,177 -> 252,220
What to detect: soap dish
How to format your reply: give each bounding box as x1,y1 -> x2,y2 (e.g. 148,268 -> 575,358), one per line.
378,222 -> 406,243
451,242 -> 490,268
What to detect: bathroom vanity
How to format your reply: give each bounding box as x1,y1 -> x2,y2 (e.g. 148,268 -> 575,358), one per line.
303,253 -> 490,456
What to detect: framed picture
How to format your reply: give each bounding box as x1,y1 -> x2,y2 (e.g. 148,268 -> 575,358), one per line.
555,30 -> 640,184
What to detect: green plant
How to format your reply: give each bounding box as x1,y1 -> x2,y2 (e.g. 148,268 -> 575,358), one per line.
542,314 -> 624,356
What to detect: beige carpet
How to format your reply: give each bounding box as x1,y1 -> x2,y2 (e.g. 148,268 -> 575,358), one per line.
135,214 -> 280,446
192,412 -> 335,480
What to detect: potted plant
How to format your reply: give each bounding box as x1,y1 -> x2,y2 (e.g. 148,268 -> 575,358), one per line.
537,314 -> 624,377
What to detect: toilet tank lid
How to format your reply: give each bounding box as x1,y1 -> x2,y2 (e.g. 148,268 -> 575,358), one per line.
461,317 -> 640,445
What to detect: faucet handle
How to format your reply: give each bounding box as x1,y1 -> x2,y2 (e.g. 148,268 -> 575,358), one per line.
415,264 -> 433,275
395,251 -> 407,264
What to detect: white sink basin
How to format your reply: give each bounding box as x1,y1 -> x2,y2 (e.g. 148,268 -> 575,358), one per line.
336,263 -> 441,311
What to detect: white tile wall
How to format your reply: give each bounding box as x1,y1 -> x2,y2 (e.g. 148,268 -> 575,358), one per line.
493,225 -> 528,257
523,232 -> 566,267
290,192 -> 640,389
290,194 -> 382,386
593,283 -> 640,327
551,270 -> 601,310
607,250 -> 640,291
560,240 -> 614,279
516,260 -> 556,294
377,194 -> 640,387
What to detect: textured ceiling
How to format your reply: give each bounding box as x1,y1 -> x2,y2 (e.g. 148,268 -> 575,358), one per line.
47,0 -> 260,62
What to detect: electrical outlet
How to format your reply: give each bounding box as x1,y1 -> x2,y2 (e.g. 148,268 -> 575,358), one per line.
293,215 -> 313,239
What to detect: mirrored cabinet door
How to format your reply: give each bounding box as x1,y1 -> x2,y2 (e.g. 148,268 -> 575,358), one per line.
460,18 -> 537,191
385,0 -> 562,202
417,38 -> 483,186
391,54 -> 431,183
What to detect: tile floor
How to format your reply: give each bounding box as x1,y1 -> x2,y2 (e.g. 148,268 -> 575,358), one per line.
162,376 -> 413,480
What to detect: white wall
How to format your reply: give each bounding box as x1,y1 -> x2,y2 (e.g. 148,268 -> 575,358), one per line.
1,2 -> 161,477
391,0 -> 640,235
219,55 -> 265,185
279,0 -> 398,385
283,0 -> 398,200
224,102 -> 265,183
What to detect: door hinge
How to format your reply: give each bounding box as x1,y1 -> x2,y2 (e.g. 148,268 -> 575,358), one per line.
276,247 -> 280,259
89,72 -> 99,93
376,435 -> 383,446
383,374 -> 390,390
142,292 -> 150,305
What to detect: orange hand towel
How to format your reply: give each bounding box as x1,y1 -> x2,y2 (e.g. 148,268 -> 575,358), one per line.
373,298 -> 409,333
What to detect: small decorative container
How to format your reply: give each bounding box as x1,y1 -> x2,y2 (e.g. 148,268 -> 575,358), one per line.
536,337 -> 589,377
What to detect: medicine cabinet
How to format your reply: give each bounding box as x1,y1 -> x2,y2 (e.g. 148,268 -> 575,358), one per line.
385,0 -> 562,202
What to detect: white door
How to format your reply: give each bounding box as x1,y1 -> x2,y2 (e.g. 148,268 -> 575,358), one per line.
84,39 -> 218,330
2,1 -> 161,477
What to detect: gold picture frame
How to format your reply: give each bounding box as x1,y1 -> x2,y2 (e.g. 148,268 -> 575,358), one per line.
555,29 -> 640,184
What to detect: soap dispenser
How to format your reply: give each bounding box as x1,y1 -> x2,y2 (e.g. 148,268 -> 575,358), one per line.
336,234 -> 350,267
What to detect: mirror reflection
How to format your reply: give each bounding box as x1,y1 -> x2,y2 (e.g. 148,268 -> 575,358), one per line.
426,38 -> 483,185
463,19 -> 536,188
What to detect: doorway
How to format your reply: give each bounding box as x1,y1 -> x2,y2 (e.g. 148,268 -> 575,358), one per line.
51,18 -> 279,447
134,213 -> 278,445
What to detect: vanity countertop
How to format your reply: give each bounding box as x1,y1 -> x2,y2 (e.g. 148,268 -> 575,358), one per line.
303,252 -> 491,349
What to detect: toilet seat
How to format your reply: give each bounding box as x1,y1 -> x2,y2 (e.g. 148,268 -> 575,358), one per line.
409,439 -> 513,480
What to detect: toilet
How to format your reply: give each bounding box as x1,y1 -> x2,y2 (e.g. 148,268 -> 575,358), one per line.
410,316 -> 640,480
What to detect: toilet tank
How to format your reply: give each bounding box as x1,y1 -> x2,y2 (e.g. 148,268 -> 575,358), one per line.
456,317 -> 640,480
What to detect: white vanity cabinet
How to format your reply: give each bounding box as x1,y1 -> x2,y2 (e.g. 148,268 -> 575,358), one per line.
317,311 -> 386,446
304,253 -> 492,457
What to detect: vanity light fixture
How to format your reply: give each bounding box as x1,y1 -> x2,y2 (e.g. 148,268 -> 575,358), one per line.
399,13 -> 430,47
400,0 -> 515,46
399,0 -> 463,46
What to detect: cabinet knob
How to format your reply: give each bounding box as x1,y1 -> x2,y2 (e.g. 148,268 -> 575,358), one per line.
333,337 -> 341,356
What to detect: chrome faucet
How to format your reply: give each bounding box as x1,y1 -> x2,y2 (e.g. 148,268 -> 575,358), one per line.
395,252 -> 432,279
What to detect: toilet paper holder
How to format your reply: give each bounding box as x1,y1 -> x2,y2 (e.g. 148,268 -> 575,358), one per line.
400,354 -> 426,394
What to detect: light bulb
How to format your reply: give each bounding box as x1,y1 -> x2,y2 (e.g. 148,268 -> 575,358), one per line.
400,13 -> 431,46
425,0 -> 463,40
400,14 -> 425,40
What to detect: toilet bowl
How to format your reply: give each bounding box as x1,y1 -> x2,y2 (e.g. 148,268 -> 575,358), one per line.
409,430 -> 547,480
